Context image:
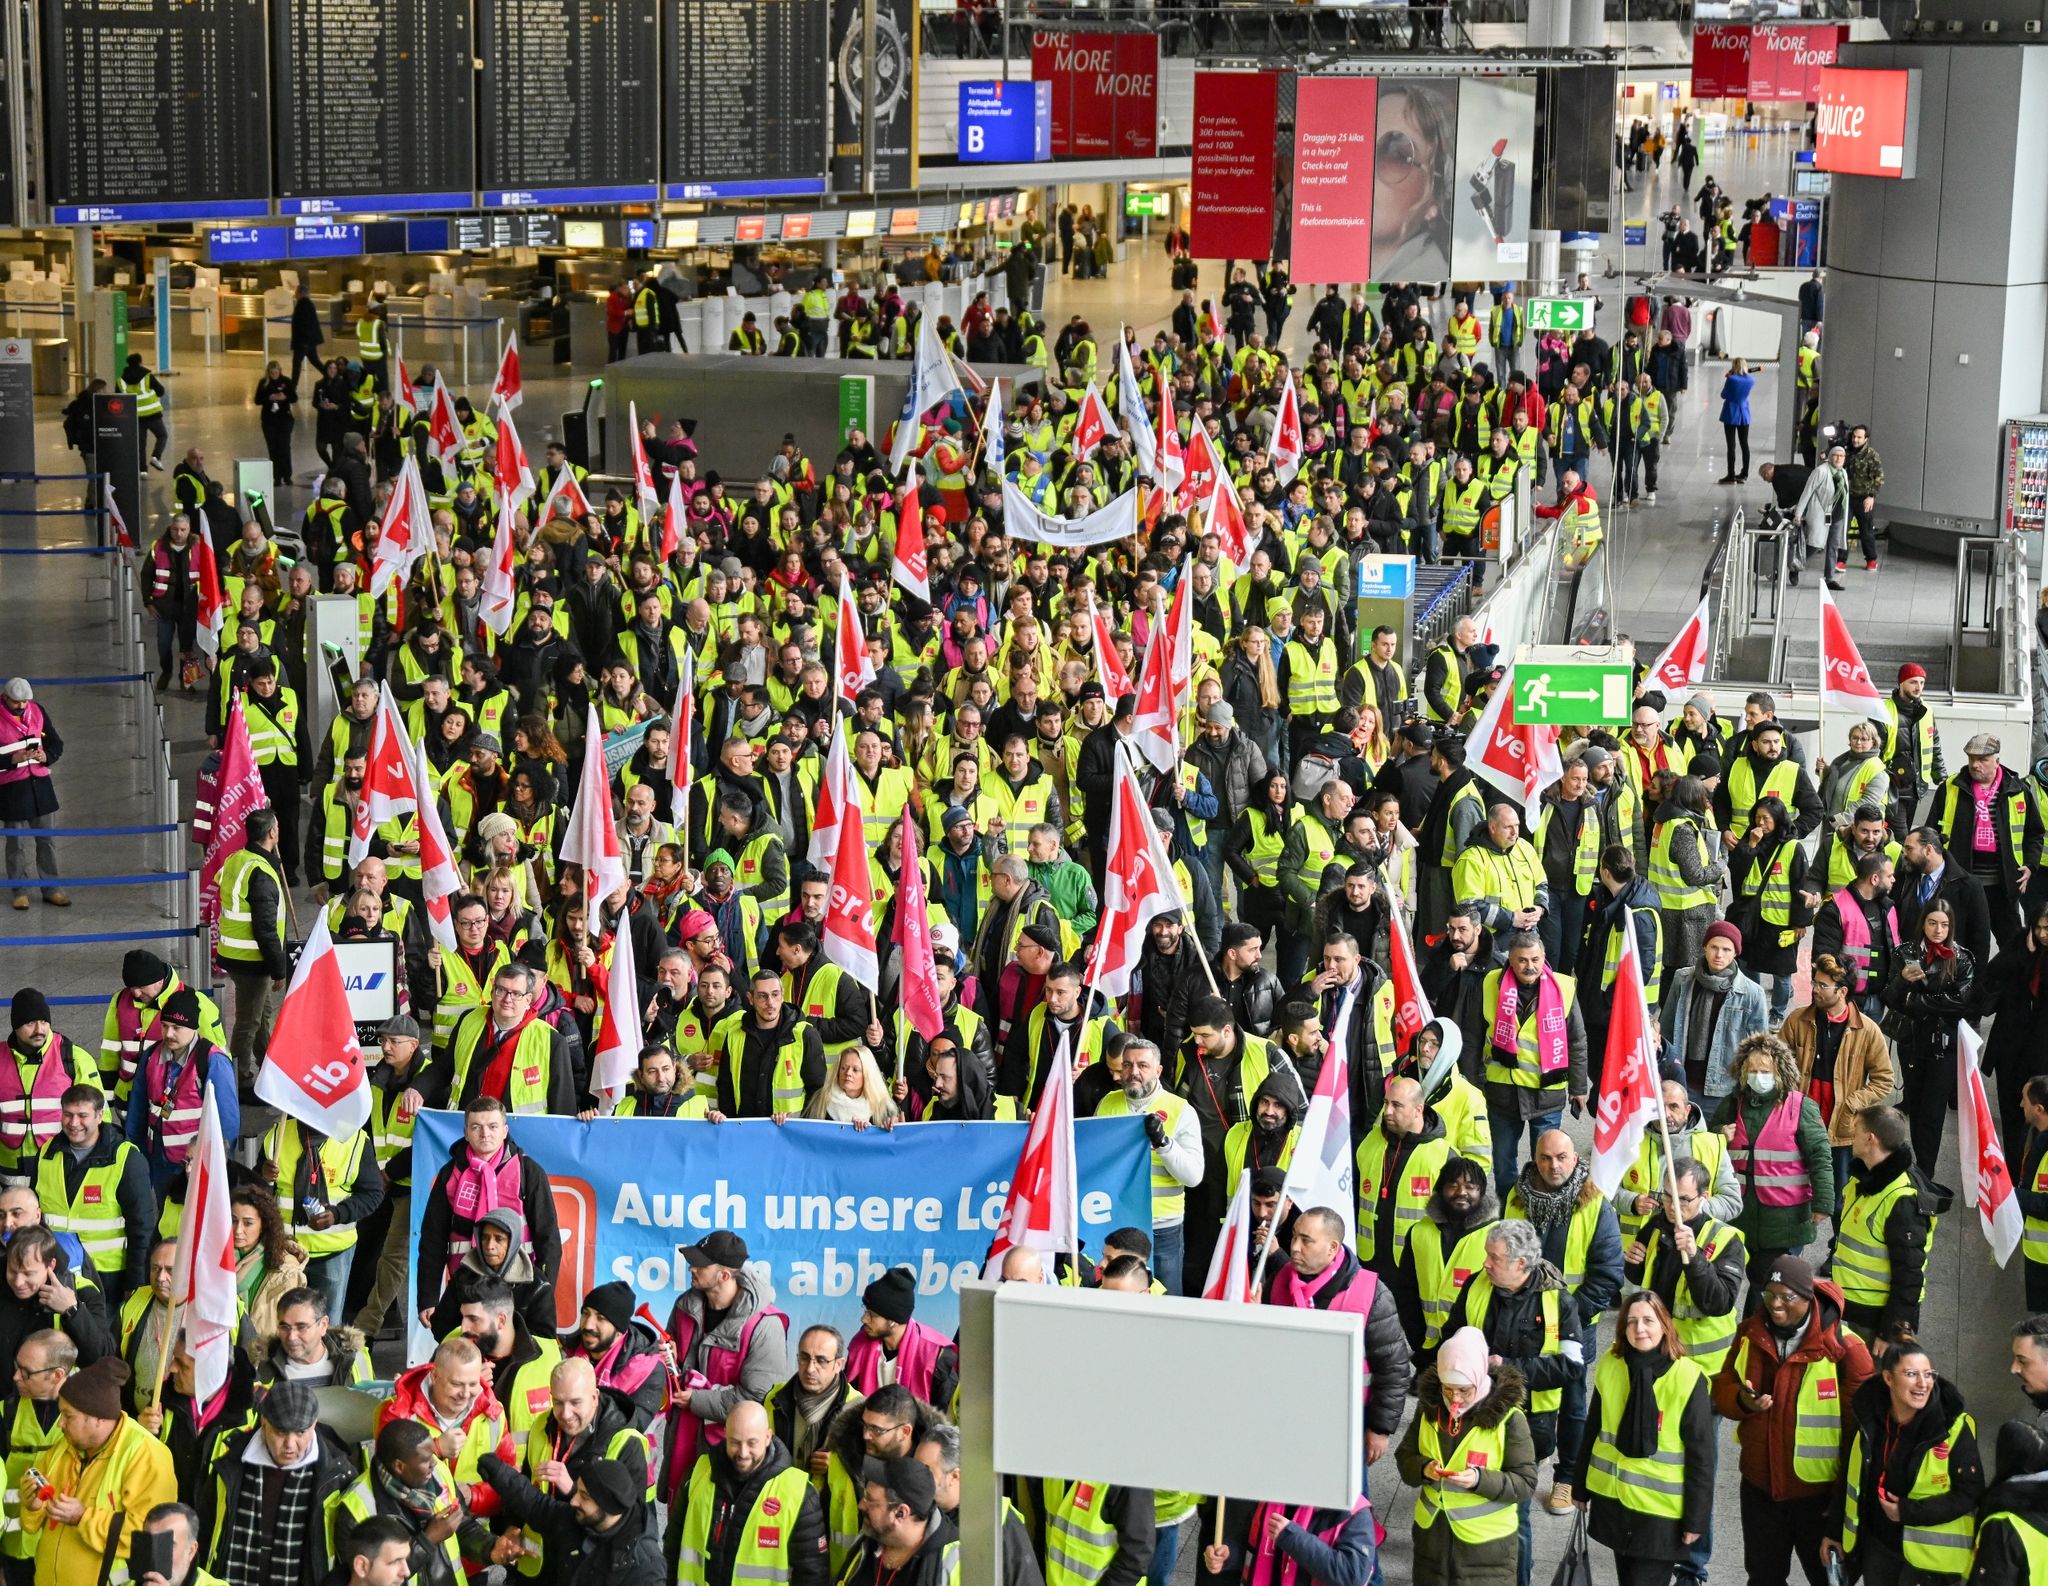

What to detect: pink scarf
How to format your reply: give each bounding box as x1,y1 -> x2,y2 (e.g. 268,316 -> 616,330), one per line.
1972,769 -> 2003,853
1278,1255 -> 1348,1308
1491,968 -> 1569,1074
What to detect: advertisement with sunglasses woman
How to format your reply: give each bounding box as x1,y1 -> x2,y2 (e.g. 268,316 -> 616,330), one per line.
1449,76 -> 1538,277
1373,80 -> 1460,280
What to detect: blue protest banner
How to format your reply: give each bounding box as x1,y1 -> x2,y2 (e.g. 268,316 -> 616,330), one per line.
601,721 -> 653,780
409,1112 -> 1153,1350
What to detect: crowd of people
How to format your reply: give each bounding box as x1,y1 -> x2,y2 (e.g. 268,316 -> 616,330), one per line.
6,261 -> 2048,1586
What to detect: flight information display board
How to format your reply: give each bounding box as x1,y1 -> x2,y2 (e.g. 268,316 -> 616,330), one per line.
273,0 -> 474,213
666,0 -> 829,199
42,0 -> 271,222
479,0 -> 660,205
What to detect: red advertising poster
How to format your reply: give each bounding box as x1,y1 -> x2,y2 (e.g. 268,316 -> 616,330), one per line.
1191,70 -> 1279,260
734,216 -> 766,242
780,215 -> 812,240
1750,24 -> 1843,103
1813,66 -> 1918,178
1291,76 -> 1375,281
1031,32 -> 1159,159
1691,26 -> 1751,99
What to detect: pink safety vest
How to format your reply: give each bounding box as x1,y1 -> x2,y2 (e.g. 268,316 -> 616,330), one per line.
441,1147 -> 530,1274
1830,887 -> 1899,994
846,1318 -> 948,1403
109,991 -> 163,1092
0,1036 -> 76,1152
0,703 -> 49,789
663,1301 -> 788,1497
138,1043 -> 208,1164
1247,1498 -> 1376,1586
1269,1263 -> 1380,1404
1731,1092 -> 1813,1207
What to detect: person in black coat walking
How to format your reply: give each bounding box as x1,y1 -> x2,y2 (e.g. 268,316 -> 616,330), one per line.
1881,899 -> 1977,1174
290,281 -> 324,388
253,361 -> 297,490
1980,912 -> 2048,1162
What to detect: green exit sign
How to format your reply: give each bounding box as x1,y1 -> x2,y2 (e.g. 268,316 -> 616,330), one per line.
1510,663 -> 1633,726
1125,193 -> 1171,218
1527,298 -> 1594,334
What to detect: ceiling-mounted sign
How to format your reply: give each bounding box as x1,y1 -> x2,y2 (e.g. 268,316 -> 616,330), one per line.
1812,66 -> 1919,178
958,80 -> 1051,164
1030,31 -> 1158,159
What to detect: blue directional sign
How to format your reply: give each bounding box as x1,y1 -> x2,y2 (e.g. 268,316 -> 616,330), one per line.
206,226 -> 292,264
958,81 -> 1052,164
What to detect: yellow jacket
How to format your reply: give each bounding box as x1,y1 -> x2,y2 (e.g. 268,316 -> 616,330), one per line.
22,1416 -> 176,1586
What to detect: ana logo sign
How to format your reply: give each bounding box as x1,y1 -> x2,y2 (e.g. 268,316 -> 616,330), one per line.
341,971 -> 387,991
1812,67 -> 1918,179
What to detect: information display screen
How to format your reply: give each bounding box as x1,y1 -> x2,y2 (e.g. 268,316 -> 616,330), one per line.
479,0 -> 660,204
43,0 -> 271,222
273,0 -> 474,213
666,0 -> 829,199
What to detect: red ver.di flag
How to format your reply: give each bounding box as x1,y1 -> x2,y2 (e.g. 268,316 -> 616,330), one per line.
1191,71 -> 1279,260
1291,77 -> 1375,286
1032,31 -> 1158,159
258,911 -> 371,1137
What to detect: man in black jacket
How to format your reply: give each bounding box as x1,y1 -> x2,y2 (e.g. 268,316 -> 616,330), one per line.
0,1227 -> 113,1370
674,1402 -> 830,1586
1204,923 -> 1283,1039
1897,826 -> 1994,968
913,1424 -> 1042,1586
1834,1104 -> 1947,1336
716,971 -> 827,1119
477,1358 -> 649,1580
487,1455 -> 665,1586
200,1382 -> 358,1586
847,1458 -> 963,1586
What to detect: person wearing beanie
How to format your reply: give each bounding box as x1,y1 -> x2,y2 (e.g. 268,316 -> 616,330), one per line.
1671,692 -> 1734,769
1711,1254 -> 1874,1586
1,675 -> 67,911
97,953 -> 223,1116
198,1376 -> 355,1586
124,983 -> 240,1192
847,1269 -> 958,1411
4,989 -> 100,1179
1881,660 -> 1944,840
1660,918 -> 1769,1107
21,1355 -> 175,1586
565,1281 -> 669,1431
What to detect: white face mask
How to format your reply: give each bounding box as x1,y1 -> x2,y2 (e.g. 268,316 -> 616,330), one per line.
1747,1071 -> 1777,1096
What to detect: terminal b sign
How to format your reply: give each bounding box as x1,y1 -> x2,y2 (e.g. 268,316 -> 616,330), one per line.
1812,67 -> 1919,179
1527,298 -> 1593,334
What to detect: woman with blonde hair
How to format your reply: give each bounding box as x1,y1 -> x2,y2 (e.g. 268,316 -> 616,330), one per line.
1221,622 -> 1284,773
802,1047 -> 899,1129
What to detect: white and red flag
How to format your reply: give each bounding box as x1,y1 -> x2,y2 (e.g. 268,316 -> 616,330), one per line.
1467,664 -> 1564,825
191,532 -> 227,656
479,492 -> 519,638
660,469 -> 686,561
1090,593 -> 1133,702
1590,909 -> 1662,1197
1183,419 -> 1223,504
821,770 -> 880,987
105,476 -> 133,552
197,697 -> 267,930
557,702 -> 627,904
1086,761 -> 1189,997
1202,1170 -> 1258,1303
1129,576 -> 1192,773
492,401 -> 535,507
1156,387 -> 1186,496
393,357 -> 419,416
490,334 -> 523,412
893,807 -> 946,1043
1388,895 -> 1433,1057
167,1085 -> 239,1411
1073,382 -> 1117,457
981,1018 -> 1079,1278
426,377 -> 464,471
832,569 -> 876,703
367,455 -> 433,599
1270,372 -> 1304,483
541,464 -> 595,524
1646,594 -> 1712,696
892,490 -> 931,604
591,914 -> 641,1110
668,664 -> 694,830
1819,585 -> 1885,716
412,735 -> 462,953
807,728 -> 855,872
1270,978 -> 1358,1251
258,909 -> 371,1135
1202,470 -> 1256,568
348,683 -> 419,866
1959,1021 -> 2023,1266
628,401 -> 660,516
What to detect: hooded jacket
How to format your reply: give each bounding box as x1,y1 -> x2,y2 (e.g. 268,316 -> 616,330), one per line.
1393,1364 -> 1537,1586
1710,1278 -> 1874,1499
428,1203 -> 560,1343
565,1313 -> 671,1432
1830,1373 -> 1983,1562
664,1267 -> 789,1471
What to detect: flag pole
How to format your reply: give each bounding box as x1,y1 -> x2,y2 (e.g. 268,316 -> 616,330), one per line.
149,1297 -> 180,1411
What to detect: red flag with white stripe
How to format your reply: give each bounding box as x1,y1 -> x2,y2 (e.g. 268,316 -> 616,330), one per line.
541,465 -> 595,524
1074,382 -> 1117,457
408,734 -> 461,953
491,335 -> 523,413
258,910 -> 371,1136
894,806 -> 945,1042
1819,586 -> 1885,715
192,533 -> 226,656
1086,762 -> 1189,997
1090,593 -> 1133,701
628,401 -> 659,516
832,569 -> 876,703
1129,575 -> 1192,773
1270,372 -> 1304,484
1202,1170 -> 1258,1303
822,771 -> 880,986
669,663 -> 694,831
592,919 -> 641,1109
892,499 -> 931,605
492,401 -> 535,507
1647,594 -> 1712,696
1590,909 -> 1661,1197
1271,982 -> 1356,1250
349,683 -> 418,867
1388,895 -> 1432,1057
1157,388 -> 1186,496
981,1022 -> 1079,1277
426,377 -> 464,471
1183,420 -> 1223,507
807,729 -> 853,872
367,455 -> 433,599
660,470 -> 685,561
394,357 -> 419,416
1203,471 -> 1256,568
198,698 -> 267,931
167,1085 -> 238,1410
1959,1021 -> 2023,1266
557,702 -> 627,904
480,491 -> 519,638
1467,664 -> 1564,825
